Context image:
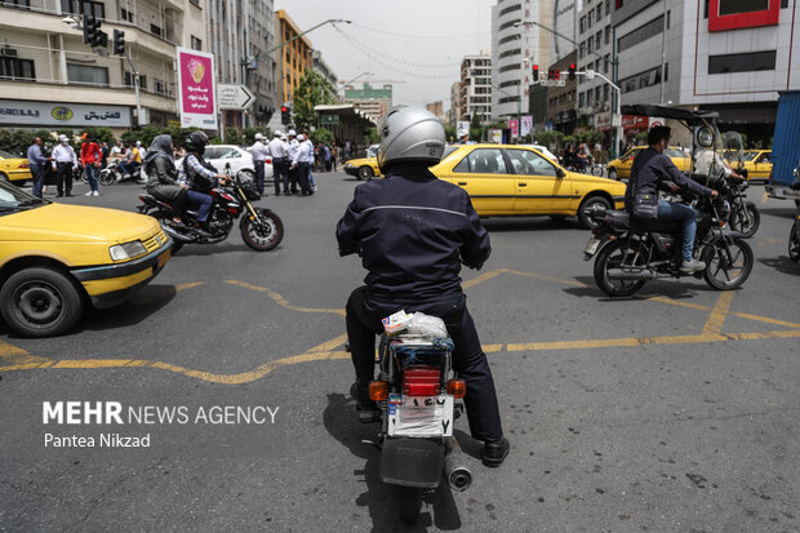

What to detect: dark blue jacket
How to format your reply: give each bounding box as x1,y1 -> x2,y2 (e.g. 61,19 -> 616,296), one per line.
625,147 -> 713,211
336,163 -> 490,302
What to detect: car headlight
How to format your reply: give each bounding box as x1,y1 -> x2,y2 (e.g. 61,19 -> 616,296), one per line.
345,163 -> 353,168
109,240 -> 147,261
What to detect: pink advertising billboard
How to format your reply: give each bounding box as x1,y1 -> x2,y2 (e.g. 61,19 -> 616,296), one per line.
176,47 -> 218,130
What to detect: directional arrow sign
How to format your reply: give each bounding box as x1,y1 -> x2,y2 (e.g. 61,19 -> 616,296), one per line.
217,84 -> 255,110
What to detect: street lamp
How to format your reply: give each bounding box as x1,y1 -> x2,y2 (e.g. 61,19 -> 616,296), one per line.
340,71 -> 374,89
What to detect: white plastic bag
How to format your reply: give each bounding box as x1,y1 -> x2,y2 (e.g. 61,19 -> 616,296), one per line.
405,312 -> 448,339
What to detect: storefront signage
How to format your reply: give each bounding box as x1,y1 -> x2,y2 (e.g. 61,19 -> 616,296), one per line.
0,99 -> 131,127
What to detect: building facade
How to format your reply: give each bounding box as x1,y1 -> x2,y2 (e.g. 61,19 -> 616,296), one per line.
576,0 -> 613,132
0,0 -> 207,132
426,100 -> 444,121
207,0 -> 276,129
611,0 -> 800,141
448,80 -> 462,126
491,0 -> 553,119
312,50 -> 338,91
343,82 -> 392,122
459,53 -> 492,122
552,0 -> 583,62
547,50 -> 578,133
274,9 -> 312,106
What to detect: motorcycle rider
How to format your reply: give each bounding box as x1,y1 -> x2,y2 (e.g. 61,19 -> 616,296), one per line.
336,106 -> 510,467
625,126 -> 718,273
143,134 -> 191,229
182,131 -> 227,234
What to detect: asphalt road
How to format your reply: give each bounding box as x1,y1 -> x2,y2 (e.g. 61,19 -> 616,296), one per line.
1,173 -> 798,532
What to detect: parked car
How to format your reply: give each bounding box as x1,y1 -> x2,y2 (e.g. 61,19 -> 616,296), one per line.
725,149 -> 772,181
430,144 -> 626,227
0,180 -> 172,337
205,145 -> 273,181
344,156 -> 381,180
0,149 -> 33,185
606,145 -> 692,180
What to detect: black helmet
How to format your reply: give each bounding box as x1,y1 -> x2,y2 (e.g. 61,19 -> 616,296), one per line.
185,131 -> 209,155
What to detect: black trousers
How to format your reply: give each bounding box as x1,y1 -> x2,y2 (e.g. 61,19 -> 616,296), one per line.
288,164 -> 298,194
273,158 -> 288,194
55,162 -> 73,195
345,286 -> 503,442
296,162 -> 312,195
254,160 -> 265,194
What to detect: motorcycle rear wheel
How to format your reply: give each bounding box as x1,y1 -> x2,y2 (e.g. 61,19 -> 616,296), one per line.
240,208 -> 284,251
394,485 -> 423,525
729,202 -> 760,238
593,239 -> 647,297
789,220 -> 800,262
99,171 -> 116,186
703,238 -> 753,290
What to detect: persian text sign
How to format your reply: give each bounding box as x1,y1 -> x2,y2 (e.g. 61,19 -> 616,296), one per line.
177,47 -> 217,130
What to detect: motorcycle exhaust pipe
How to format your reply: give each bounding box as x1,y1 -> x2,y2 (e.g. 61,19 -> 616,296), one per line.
160,224 -> 194,242
606,268 -> 660,280
443,437 -> 472,492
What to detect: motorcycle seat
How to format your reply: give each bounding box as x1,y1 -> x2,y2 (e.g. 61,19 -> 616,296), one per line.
631,218 -> 682,234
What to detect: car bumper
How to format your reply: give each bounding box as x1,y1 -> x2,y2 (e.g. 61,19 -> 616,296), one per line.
70,239 -> 173,309
344,165 -> 359,177
613,196 -> 625,210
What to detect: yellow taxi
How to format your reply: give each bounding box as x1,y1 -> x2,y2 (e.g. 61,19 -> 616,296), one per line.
344,156 -> 382,180
431,144 -> 626,227
725,149 -> 772,181
0,149 -> 33,185
607,146 -> 691,181
0,181 -> 172,337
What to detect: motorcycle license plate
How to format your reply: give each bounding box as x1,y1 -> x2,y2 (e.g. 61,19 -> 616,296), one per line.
387,395 -> 454,438
584,237 -> 601,257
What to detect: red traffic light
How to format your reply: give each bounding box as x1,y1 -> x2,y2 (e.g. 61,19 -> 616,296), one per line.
280,106 -> 288,112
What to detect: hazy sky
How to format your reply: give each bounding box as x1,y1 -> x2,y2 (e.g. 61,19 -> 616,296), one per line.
274,0 -> 497,109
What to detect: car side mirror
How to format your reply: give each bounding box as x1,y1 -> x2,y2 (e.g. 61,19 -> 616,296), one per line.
225,162 -> 231,170
555,167 -> 566,178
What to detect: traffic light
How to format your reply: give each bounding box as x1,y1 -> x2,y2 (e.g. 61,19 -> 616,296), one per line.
281,105 -> 291,125
568,63 -> 576,81
82,15 -> 96,45
532,64 -> 539,80
548,69 -> 561,81
113,29 -> 125,56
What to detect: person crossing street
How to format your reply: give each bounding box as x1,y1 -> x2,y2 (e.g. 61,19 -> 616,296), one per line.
79,133 -> 102,197
52,135 -> 78,197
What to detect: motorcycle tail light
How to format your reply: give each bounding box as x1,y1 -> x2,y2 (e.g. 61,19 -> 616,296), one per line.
446,379 -> 467,399
403,366 -> 441,397
369,381 -> 389,401
228,208 -> 238,215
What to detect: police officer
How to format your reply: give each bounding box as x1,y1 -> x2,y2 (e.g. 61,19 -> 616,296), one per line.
336,106 -> 510,467
51,135 -> 78,197
268,130 -> 289,195
250,132 -> 269,195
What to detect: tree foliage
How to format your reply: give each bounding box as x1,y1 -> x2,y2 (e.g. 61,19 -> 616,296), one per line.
311,128 -> 335,145
292,70 -> 337,131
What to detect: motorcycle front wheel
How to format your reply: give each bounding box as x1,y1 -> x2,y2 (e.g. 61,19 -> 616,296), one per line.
99,170 -> 116,186
703,238 -> 753,290
789,220 -> 800,262
593,238 -> 648,297
729,202 -> 760,238
240,208 -> 284,251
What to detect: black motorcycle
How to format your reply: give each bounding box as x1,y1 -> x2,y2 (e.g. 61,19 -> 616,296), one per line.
721,175 -> 760,238
789,163 -> 800,262
136,164 -> 283,253
584,187 -> 753,296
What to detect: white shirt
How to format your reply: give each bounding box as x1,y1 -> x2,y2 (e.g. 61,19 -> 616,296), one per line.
694,150 -> 732,180
251,140 -> 269,162
302,140 -> 315,163
52,144 -> 77,165
287,139 -> 300,162
268,138 -> 287,159
293,141 -> 311,165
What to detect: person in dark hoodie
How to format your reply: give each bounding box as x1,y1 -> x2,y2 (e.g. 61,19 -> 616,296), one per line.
143,134 -> 190,227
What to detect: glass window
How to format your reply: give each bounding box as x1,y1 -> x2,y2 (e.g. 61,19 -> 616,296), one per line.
67,64 -> 108,86
506,149 -> 558,177
718,0 -> 769,15
453,149 -> 508,174
708,50 -> 776,74
617,15 -> 664,53
0,57 -> 35,80
61,0 -> 104,18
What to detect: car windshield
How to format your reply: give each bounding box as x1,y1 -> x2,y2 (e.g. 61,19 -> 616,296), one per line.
0,180 -> 48,214
724,150 -> 756,161
0,149 -> 17,159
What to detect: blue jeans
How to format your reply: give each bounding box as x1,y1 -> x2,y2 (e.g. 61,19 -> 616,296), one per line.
186,190 -> 212,222
31,166 -> 45,198
84,164 -> 99,192
658,200 -> 697,261
307,164 -> 316,188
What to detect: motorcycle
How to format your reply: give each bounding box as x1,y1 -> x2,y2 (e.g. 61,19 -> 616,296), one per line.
584,186 -> 754,296
715,174 -> 760,238
99,158 -> 146,186
789,163 -> 800,262
136,163 -> 283,253
357,313 -> 473,525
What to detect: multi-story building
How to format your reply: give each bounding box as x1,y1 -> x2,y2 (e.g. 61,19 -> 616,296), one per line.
458,53 -> 492,122
576,0 -> 614,132
547,50 -> 578,133
312,50 -> 338,92
343,82 -> 392,122
207,0 -> 276,129
275,9 -> 312,106
552,0 -> 584,62
0,0 -> 207,132
611,0 -> 800,142
426,100 -> 444,121
491,0 -> 553,120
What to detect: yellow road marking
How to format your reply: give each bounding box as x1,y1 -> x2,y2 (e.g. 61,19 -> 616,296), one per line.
224,280 -> 346,316
307,333 -> 348,353
702,292 -> 735,336
462,268 -> 508,289
176,282 -> 206,292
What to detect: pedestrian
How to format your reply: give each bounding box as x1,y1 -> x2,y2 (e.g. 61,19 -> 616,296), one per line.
52,134 -> 78,197
323,143 -> 332,172
100,141 -> 110,169
26,137 -> 49,198
302,131 -> 318,191
79,132 -> 101,196
286,130 -> 300,195
268,130 -> 289,195
250,132 -> 269,195
291,133 -> 312,195
331,143 -> 339,172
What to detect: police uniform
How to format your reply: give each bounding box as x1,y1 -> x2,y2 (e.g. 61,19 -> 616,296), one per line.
336,162 -> 503,442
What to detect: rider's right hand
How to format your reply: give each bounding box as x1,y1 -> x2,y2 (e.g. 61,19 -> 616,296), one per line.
711,189 -> 719,197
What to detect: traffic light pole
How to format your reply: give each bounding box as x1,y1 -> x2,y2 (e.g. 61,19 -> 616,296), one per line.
124,49 -> 143,128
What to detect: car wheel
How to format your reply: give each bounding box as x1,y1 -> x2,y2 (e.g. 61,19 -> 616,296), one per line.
577,194 -> 613,229
0,172 -> 8,182
0,267 -> 83,338
608,168 -> 618,181
357,166 -> 374,181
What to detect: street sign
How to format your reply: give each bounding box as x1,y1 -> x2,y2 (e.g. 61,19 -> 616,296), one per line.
539,80 -> 566,87
217,84 -> 255,110
320,114 -> 340,125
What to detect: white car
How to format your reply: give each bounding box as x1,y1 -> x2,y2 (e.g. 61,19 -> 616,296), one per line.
203,145 -> 274,181
523,144 -> 560,164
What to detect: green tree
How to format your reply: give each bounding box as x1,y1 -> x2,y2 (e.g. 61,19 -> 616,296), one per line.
533,130 -> 564,149
469,114 -> 482,142
311,127 -> 335,145
444,125 -> 457,143
366,127 -> 381,145
292,70 -> 337,131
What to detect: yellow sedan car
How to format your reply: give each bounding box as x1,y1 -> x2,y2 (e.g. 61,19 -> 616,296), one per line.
431,144 -> 626,227
725,150 -> 772,181
344,156 -> 382,181
0,181 -> 172,337
0,149 -> 33,185
607,146 -> 691,181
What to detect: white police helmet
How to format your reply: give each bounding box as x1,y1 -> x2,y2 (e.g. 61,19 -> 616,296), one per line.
288,129 -> 296,137
255,133 -> 264,141
377,106 -> 445,171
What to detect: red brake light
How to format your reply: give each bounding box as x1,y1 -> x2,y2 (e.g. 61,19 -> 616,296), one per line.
19,162 -> 29,169
403,366 -> 441,397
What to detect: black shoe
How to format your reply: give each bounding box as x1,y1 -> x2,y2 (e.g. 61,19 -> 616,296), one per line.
350,382 -> 380,423
66,193 -> 73,197
482,437 -> 510,467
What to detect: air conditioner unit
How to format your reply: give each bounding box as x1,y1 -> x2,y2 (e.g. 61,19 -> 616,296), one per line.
0,47 -> 18,57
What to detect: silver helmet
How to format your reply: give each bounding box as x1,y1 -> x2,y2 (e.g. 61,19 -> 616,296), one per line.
377,106 -> 445,171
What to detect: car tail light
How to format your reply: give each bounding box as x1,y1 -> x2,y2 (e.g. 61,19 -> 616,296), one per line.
266,157 -> 272,165
446,379 -> 467,399
403,366 -> 441,397
369,381 -> 389,401
18,162 -> 29,169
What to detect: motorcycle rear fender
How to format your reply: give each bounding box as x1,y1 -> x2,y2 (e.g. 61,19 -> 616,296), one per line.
380,438 -> 444,489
